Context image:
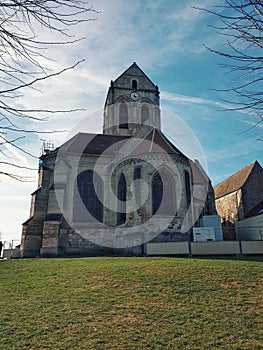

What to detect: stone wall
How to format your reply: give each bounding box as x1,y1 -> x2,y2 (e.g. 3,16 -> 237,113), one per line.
215,190 -> 242,240
40,221 -> 60,257
242,162 -> 263,215
20,156 -> 54,258
215,190 -> 240,225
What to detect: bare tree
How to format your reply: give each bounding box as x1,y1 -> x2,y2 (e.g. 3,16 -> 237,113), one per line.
0,1 -> 98,181
196,0 -> 263,140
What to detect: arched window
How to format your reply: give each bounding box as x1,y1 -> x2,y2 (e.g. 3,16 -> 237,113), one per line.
134,166 -> 141,210
119,102 -> 128,129
152,171 -> 163,215
152,169 -> 175,215
74,170 -> 103,222
184,170 -> 191,208
132,79 -> 137,89
141,103 -> 150,124
117,173 -> 126,225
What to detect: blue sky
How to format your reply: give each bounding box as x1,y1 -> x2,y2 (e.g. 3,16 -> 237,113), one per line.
0,0 -> 262,243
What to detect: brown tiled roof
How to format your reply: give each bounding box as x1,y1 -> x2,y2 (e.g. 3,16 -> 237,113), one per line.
214,161 -> 256,199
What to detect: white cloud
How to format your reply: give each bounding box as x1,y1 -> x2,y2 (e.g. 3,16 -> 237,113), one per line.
162,91 -> 229,109
206,138 -> 260,165
0,178 -> 34,242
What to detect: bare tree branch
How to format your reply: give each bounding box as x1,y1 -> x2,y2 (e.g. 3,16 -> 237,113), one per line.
0,1 -> 98,180
0,161 -> 37,170
196,0 -> 263,137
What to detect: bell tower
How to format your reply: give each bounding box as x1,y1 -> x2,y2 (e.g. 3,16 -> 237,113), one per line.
103,62 -> 161,136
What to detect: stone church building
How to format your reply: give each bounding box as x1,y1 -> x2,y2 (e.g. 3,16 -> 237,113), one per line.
20,63 -> 217,257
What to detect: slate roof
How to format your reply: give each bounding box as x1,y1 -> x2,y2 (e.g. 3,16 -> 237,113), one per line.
58,129 -> 188,159
127,129 -> 188,158
190,159 -> 209,185
214,161 -> 257,199
60,133 -> 130,155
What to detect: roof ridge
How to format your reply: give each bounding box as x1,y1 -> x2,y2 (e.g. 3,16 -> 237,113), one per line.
240,161 -> 257,184
125,128 -> 154,156
159,130 -> 188,157
214,161 -> 255,188
149,128 -> 155,153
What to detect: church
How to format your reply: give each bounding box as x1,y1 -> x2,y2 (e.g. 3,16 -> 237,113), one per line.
20,63 -> 217,257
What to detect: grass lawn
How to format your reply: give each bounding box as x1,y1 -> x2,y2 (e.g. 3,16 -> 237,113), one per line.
0,257 -> 262,349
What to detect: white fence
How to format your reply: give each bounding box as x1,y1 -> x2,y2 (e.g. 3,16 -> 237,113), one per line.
146,241 -> 263,256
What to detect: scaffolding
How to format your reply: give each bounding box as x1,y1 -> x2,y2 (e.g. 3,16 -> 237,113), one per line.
41,140 -> 55,155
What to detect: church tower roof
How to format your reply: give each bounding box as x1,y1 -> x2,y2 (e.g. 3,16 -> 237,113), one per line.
113,62 -> 157,90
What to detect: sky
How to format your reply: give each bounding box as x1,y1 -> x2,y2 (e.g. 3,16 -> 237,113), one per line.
0,0 -> 262,244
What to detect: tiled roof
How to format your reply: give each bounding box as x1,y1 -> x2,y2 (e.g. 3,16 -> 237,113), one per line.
214,161 -> 256,199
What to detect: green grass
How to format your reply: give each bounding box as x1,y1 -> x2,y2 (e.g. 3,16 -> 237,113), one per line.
0,257 -> 262,350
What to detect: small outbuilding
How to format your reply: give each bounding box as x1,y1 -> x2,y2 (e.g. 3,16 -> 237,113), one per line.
214,161 -> 263,240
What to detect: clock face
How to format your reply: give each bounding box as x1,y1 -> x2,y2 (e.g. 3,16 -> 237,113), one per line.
130,92 -> 139,101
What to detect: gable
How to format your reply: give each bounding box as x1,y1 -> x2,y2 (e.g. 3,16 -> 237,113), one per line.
113,62 -> 156,91
214,161 -> 259,199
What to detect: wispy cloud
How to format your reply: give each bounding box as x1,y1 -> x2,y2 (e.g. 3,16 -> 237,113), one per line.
162,91 -> 229,109
206,138 -> 260,166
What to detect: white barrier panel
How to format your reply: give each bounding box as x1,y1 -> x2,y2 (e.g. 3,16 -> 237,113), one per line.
146,242 -> 189,255
242,241 -> 263,255
191,241 -> 240,255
